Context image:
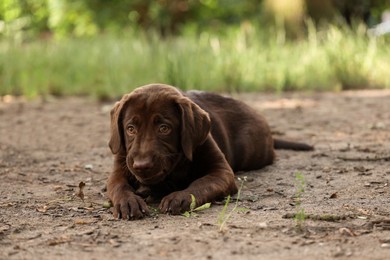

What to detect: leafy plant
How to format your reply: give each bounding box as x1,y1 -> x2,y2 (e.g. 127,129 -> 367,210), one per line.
217,176 -> 246,232
182,194 -> 211,218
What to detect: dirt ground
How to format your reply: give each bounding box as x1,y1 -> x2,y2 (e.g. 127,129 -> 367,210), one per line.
0,90 -> 389,260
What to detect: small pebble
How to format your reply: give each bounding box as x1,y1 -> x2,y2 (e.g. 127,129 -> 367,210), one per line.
84,164 -> 93,170
381,243 -> 390,248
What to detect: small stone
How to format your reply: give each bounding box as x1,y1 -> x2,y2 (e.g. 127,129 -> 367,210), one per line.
257,222 -> 268,228
84,164 -> 93,170
381,243 -> 390,248
370,122 -> 385,130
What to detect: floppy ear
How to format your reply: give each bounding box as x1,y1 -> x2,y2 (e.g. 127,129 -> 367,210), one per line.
108,94 -> 131,154
177,97 -> 211,161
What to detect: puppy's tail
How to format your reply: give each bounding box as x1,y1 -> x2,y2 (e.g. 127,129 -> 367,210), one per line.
273,138 -> 314,151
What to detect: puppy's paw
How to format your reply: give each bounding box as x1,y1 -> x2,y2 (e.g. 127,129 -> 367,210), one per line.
159,191 -> 193,215
111,190 -> 150,220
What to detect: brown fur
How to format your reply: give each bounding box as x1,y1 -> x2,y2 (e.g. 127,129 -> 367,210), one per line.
107,83 -> 313,219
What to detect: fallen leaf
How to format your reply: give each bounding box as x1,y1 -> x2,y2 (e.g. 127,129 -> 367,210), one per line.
339,227 -> 357,237
79,181 -> 85,189
76,182 -> 86,201
109,239 -> 121,248
0,202 -> 15,207
77,229 -> 96,236
53,185 -> 63,191
47,236 -> 70,246
36,205 -> 48,213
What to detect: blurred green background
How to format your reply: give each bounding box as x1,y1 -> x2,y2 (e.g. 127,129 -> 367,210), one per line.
1,0 -> 389,99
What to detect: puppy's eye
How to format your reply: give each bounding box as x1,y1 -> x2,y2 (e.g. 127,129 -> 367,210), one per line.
158,124 -> 171,134
126,125 -> 137,135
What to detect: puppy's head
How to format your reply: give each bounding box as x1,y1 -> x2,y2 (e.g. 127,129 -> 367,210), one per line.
109,84 -> 210,185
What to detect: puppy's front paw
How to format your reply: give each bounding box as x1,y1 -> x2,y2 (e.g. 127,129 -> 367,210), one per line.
159,191 -> 194,215
111,190 -> 150,220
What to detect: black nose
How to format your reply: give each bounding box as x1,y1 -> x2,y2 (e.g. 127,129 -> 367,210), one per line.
133,158 -> 154,171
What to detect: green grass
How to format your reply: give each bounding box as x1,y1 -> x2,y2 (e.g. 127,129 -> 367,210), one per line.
217,176 -> 247,232
294,172 -> 306,230
1,24 -> 390,99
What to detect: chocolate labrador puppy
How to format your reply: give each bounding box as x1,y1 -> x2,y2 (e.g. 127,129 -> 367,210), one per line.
107,83 -> 313,219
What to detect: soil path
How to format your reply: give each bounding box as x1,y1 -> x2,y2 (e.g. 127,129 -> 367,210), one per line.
1,90 -> 389,259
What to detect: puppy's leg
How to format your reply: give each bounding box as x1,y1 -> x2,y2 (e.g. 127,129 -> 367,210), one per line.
159,138 -> 238,214
107,157 -> 150,219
